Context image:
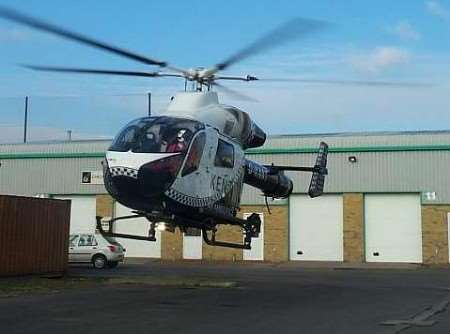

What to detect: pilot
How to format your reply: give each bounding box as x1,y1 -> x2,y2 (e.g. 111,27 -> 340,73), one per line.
142,129 -> 159,152
167,129 -> 187,152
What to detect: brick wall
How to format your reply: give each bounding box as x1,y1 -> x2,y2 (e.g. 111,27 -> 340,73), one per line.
343,193 -> 365,263
96,194 -> 113,218
239,206 -> 288,262
161,229 -> 183,260
421,205 -> 450,265
202,224 -> 243,261
94,197 -> 286,262
156,205 -> 289,262
95,195 -> 450,265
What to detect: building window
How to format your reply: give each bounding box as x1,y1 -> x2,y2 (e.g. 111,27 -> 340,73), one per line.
214,139 -> 234,168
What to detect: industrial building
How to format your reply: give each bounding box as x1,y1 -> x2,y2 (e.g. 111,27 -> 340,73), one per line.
1,130 -> 449,264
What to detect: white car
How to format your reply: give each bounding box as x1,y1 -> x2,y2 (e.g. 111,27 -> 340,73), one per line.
69,233 -> 125,269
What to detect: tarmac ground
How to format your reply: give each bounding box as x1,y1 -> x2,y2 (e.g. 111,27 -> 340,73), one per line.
1,261 -> 450,334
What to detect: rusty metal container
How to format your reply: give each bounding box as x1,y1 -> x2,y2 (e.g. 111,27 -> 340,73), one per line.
0,195 -> 70,276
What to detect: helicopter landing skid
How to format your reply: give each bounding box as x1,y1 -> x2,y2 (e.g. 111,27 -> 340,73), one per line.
96,211 -> 262,249
96,214 -> 157,241
201,213 -> 261,250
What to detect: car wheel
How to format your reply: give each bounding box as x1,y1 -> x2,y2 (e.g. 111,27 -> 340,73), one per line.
92,254 -> 107,269
107,261 -> 119,269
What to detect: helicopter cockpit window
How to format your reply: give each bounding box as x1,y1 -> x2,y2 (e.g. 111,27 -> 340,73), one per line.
214,139 -> 234,168
109,123 -> 140,152
182,132 -> 206,176
109,117 -> 204,153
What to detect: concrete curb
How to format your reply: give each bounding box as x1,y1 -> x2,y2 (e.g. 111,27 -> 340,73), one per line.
120,258 -> 445,270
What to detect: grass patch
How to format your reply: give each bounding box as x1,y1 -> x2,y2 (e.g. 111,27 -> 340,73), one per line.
0,275 -> 237,298
108,276 -> 238,288
0,276 -> 106,298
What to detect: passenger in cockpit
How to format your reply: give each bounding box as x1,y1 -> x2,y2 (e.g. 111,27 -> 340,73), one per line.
167,129 -> 188,153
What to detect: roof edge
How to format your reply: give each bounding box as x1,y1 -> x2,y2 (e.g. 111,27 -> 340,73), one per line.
268,129 -> 450,138
246,144 -> 450,155
1,144 -> 450,159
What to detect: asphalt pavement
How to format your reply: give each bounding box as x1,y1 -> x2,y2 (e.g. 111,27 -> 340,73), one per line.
1,261 -> 450,334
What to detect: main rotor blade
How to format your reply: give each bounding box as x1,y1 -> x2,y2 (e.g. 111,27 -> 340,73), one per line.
21,64 -> 184,78
258,78 -> 432,87
213,82 -> 258,103
213,18 -> 327,73
0,6 -> 185,73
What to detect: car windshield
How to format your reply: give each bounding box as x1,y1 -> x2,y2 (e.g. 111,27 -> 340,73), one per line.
103,235 -> 120,245
109,116 -> 204,153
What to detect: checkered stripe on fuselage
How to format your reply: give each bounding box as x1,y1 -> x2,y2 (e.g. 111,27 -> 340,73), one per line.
110,166 -> 138,179
165,188 -> 214,208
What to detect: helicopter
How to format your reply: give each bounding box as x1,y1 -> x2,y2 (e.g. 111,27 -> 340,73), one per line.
0,7 -> 421,249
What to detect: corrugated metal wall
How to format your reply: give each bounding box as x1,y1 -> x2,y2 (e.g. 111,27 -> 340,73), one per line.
258,131 -> 450,149
0,195 -> 70,276
0,157 -> 105,196
242,150 -> 450,204
1,132 -> 450,204
0,140 -> 110,154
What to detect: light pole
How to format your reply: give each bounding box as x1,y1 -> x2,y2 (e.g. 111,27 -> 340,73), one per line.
148,92 -> 151,116
23,96 -> 28,143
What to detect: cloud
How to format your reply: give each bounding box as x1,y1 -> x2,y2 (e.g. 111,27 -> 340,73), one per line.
389,21 -> 421,41
349,47 -> 411,73
426,1 -> 450,20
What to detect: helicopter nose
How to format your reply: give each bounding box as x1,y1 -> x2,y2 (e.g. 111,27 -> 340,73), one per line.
103,162 -> 139,199
104,153 -> 184,199
138,154 -> 184,196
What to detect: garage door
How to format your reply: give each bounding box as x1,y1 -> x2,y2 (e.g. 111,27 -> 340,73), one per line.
289,194 -> 343,261
114,203 -> 161,258
183,229 -> 203,259
243,213 -> 264,261
54,195 -> 96,234
365,194 -> 422,263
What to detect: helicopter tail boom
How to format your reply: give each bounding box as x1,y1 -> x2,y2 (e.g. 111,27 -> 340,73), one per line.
244,142 -> 328,198
243,159 -> 293,198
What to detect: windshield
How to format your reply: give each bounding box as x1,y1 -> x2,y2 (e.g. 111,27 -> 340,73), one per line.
109,117 -> 204,153
103,235 -> 120,245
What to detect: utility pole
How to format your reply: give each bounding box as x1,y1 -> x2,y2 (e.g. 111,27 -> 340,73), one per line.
148,92 -> 151,116
23,96 -> 28,143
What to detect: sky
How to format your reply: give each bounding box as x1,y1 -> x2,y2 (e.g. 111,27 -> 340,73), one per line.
1,0 -> 450,143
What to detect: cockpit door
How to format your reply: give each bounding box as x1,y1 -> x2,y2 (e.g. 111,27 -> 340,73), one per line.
165,128 -> 216,206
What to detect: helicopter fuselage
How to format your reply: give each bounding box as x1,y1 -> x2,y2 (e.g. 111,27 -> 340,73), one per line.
104,117 -> 245,217
103,92 -> 293,226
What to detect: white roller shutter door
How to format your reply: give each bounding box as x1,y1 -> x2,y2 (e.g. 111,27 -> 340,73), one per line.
289,194 -> 343,261
183,230 -> 203,260
114,202 -> 161,258
365,194 -> 422,263
54,195 -> 96,234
